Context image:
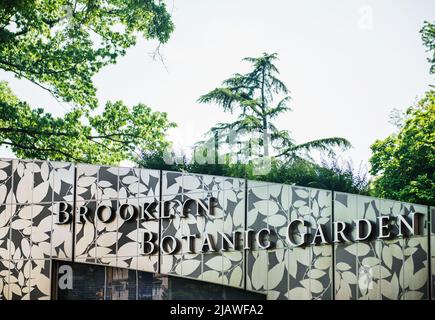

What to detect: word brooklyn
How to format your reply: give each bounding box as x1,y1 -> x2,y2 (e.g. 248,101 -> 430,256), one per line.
54,198 -> 423,255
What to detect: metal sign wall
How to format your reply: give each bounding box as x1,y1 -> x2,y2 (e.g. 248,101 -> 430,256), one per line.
0,158 -> 433,300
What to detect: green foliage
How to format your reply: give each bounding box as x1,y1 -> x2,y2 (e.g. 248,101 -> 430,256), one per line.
198,52 -> 351,159
140,150 -> 189,172
0,81 -> 175,164
369,91 -> 435,205
369,23 -> 435,206
0,1 -> 175,164
139,151 -> 369,194
420,21 -> 435,75
0,0 -> 174,108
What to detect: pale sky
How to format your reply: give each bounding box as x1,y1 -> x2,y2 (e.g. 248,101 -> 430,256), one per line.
1,0 -> 434,173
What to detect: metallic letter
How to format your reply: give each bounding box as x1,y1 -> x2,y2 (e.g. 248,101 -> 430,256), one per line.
311,224 -> 327,245
244,229 -> 254,249
220,231 -> 241,251
96,205 -> 115,223
287,219 -> 308,247
355,219 -> 372,241
76,206 -> 91,224
397,214 -> 414,236
256,228 -> 272,249
333,221 -> 350,243
182,234 -> 199,253
182,199 -> 196,217
195,197 -> 217,217
54,202 -> 72,224
378,216 -> 391,239
161,200 -> 181,219
140,230 -> 156,255
160,235 -> 179,254
200,233 -> 216,252
118,203 -> 137,221
140,202 -> 158,220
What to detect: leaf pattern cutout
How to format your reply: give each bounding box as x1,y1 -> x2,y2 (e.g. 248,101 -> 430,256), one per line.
160,171 -> 245,288
334,194 -> 430,300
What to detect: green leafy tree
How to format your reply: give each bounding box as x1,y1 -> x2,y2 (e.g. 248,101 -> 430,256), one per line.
0,81 -> 175,164
0,0 -> 174,108
369,91 -> 435,205
198,53 -> 351,159
369,22 -> 435,206
0,1 -> 176,164
420,21 -> 435,75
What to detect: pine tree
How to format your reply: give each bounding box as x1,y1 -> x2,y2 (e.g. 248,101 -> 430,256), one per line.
198,53 -> 351,160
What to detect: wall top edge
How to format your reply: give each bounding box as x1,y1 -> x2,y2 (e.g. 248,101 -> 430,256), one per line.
161,169 -> 245,182
246,179 -> 333,193
0,157 -> 429,209
334,190 -> 429,210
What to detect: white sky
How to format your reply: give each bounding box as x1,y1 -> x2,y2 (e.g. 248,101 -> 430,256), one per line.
1,0 -> 434,172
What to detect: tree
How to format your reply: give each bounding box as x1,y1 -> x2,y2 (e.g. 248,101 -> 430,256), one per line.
0,0 -> 174,108
420,21 -> 435,75
369,21 -> 435,206
198,53 -> 351,159
369,91 -> 435,206
0,81 -> 175,164
0,1 -> 176,164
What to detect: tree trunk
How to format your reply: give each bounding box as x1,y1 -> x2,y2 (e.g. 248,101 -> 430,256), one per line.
214,129 -> 219,165
260,65 -> 269,157
262,118 -> 269,157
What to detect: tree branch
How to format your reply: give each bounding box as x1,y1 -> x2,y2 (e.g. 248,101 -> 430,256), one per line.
0,140 -> 83,162
0,127 -> 78,137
